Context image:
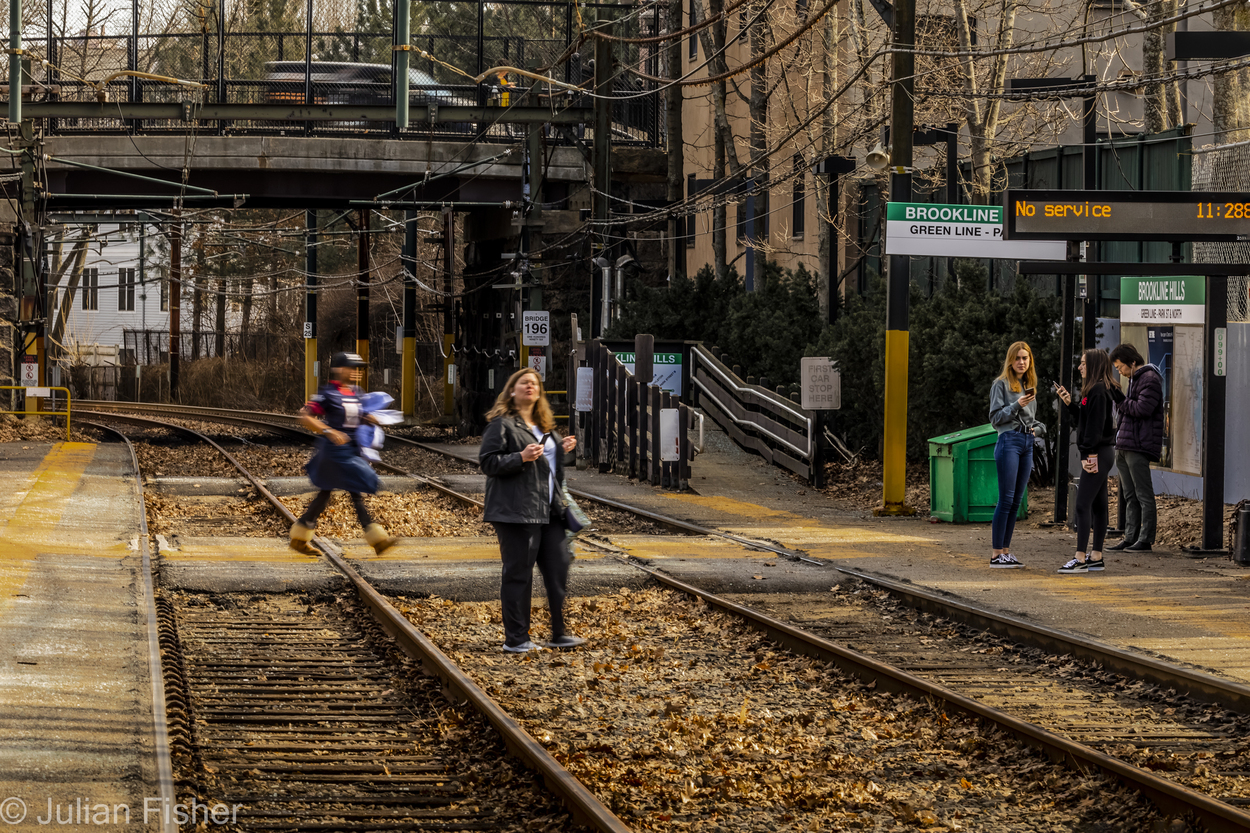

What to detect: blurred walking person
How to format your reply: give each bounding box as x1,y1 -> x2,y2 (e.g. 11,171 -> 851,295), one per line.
987,341 -> 1043,568
1054,349 -> 1117,574
480,368 -> 583,653
289,352 -> 398,555
1106,343 -> 1165,552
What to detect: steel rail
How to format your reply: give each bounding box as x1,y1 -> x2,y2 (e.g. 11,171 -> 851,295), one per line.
837,566 -> 1250,712
625,558 -> 1250,833
78,401 -> 1250,826
74,402 -> 485,509
75,402 -> 794,553
89,409 -> 632,833
81,421 -> 178,833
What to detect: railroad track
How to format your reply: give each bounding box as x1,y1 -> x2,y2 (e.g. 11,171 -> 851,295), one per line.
77,402 -> 1250,831
84,414 -> 629,833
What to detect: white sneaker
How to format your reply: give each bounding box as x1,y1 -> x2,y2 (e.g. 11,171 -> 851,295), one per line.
1057,558 -> 1088,574
990,553 -> 1024,568
501,641 -> 542,653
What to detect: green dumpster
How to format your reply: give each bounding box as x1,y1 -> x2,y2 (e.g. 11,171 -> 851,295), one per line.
928,424 -> 1028,523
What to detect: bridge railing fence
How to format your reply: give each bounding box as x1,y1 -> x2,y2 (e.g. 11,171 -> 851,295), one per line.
18,1 -> 664,146
689,344 -> 825,487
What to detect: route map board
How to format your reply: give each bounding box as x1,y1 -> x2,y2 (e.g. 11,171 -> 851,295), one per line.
1004,190 -> 1250,241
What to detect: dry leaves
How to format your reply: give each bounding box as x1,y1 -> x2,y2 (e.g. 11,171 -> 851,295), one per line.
398,588 -> 1159,832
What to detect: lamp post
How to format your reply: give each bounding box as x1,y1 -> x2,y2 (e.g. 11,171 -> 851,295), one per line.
1006,75 -> 1096,526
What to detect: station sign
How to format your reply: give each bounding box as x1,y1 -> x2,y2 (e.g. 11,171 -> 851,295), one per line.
800,357 -> 841,410
522,311 -> 550,346
884,202 -> 1065,260
1005,190 -> 1250,241
20,357 -> 38,387
612,351 -> 682,396
1120,276 -> 1205,325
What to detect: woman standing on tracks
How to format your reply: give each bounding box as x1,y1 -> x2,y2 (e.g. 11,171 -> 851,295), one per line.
289,352 -> 398,556
480,367 -> 582,653
988,341 -> 1043,568
1054,348 -> 1118,574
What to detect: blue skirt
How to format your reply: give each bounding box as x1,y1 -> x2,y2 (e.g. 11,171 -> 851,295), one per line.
305,438 -> 380,494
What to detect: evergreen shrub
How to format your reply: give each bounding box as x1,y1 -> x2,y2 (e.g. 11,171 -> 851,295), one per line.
609,258 -> 1064,461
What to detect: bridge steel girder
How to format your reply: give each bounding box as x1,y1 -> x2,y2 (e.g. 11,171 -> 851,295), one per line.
26,135 -> 589,209
20,102 -> 593,125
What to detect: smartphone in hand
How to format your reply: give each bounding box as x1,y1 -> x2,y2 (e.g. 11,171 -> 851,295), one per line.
1023,387 -> 1036,397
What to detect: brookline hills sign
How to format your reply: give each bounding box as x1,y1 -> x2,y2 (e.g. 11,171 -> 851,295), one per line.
885,202 -> 1066,260
1120,276 -> 1205,325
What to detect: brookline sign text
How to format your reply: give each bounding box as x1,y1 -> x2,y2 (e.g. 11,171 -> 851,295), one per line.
884,203 -> 1066,260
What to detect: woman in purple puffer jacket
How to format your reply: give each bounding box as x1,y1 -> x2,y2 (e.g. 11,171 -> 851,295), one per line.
1105,343 -> 1166,553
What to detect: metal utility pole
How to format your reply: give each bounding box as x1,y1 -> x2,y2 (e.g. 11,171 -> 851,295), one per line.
590,9 -> 613,339
401,210 -> 417,417
442,208 -> 455,417
304,209 -> 318,401
169,211 -> 182,401
356,209 -> 371,390
877,0 -> 916,516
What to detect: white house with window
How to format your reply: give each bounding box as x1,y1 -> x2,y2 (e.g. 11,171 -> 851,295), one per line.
53,221 -> 170,367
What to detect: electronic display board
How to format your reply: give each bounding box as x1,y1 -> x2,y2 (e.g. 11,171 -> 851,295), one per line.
1003,190 -> 1250,242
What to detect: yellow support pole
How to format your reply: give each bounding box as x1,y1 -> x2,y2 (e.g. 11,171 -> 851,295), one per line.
876,329 -> 914,514
356,339 -> 370,391
401,336 -> 416,417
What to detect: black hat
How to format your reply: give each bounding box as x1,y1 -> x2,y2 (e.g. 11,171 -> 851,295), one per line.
330,351 -> 366,368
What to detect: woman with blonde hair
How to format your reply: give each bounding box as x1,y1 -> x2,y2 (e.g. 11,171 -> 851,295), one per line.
987,341 -> 1043,568
479,368 -> 582,652
1054,349 -> 1118,574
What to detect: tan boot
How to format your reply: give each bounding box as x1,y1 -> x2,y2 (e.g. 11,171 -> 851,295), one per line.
289,520 -> 316,554
364,523 -> 398,555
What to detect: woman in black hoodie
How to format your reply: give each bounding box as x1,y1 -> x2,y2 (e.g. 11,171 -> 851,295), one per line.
1054,349 -> 1117,574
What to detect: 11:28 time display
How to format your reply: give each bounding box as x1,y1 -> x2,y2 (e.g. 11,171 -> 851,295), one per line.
1197,202 -> 1250,219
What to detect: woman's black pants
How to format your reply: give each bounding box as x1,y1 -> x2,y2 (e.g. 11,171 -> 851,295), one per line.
492,520 -> 571,648
1074,446 -> 1116,554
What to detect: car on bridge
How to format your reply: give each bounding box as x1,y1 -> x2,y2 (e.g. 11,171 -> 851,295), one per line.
263,61 -> 471,130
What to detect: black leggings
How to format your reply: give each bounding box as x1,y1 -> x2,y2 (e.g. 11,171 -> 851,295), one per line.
299,490 -> 373,529
1074,446 -> 1115,554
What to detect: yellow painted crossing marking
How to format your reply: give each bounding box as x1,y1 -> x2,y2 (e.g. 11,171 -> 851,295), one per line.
660,493 -> 802,520
0,443 -> 103,611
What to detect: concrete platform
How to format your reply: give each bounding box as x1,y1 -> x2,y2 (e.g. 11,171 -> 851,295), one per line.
0,442 -> 154,829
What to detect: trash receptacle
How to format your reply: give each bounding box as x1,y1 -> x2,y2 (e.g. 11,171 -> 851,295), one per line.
929,424 -> 1028,523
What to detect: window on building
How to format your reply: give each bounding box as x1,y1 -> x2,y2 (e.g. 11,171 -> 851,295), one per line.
688,0 -> 698,59
82,268 -> 99,310
792,155 -> 806,238
160,273 -> 168,312
736,199 -> 747,242
686,174 -> 697,248
118,268 -> 136,311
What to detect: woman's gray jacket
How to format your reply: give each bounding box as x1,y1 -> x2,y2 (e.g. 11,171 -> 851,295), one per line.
988,378 -> 1044,436
479,415 -> 569,524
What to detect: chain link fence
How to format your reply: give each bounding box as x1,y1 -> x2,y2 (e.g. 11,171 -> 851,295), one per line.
1192,142 -> 1250,323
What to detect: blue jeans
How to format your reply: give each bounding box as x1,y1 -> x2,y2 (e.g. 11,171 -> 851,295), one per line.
991,431 -> 1033,550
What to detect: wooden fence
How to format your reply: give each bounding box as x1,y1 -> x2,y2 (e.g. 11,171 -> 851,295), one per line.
571,338 -> 692,490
